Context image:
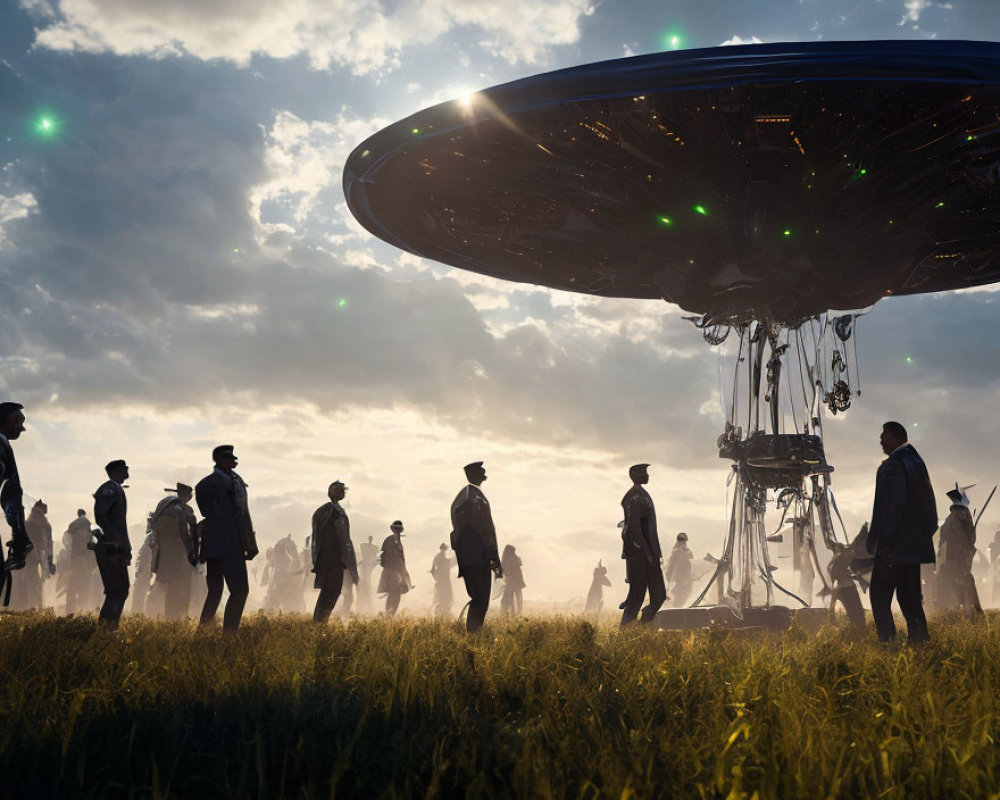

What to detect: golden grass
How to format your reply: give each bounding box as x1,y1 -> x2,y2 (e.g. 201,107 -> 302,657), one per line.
2,611 -> 999,799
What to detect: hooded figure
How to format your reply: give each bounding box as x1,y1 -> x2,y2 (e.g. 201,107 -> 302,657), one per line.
936,483 -> 982,616
8,499 -> 53,610
148,483 -> 198,620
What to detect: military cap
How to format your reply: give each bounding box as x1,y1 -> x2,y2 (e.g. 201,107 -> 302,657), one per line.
105,459 -> 128,473
0,401 -> 23,423
390,520 -> 404,532
212,444 -> 236,461
165,483 -> 193,494
463,461 -> 485,479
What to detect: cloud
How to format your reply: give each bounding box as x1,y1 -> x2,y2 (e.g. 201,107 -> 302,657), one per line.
899,0 -> 933,25
28,0 -> 595,75
719,35 -> 765,46
0,189 -> 38,246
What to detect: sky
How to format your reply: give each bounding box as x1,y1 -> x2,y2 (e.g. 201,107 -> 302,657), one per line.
2,0 -> 1000,610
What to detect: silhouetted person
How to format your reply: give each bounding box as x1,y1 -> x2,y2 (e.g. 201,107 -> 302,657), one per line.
664,532 -> 693,608
358,535 -> 379,614
430,543 -> 455,617
195,445 -> 258,632
311,481 -> 358,623
620,463 -> 666,626
9,499 -> 53,610
0,402 -> 33,581
131,531 -> 154,614
500,544 -> 525,615
866,421 -> 937,644
149,483 -> 198,620
378,520 -> 411,616
451,461 -> 502,632
93,459 -> 132,626
585,560 -> 612,613
64,509 -> 99,614
936,483 -> 982,616
826,523 -> 868,631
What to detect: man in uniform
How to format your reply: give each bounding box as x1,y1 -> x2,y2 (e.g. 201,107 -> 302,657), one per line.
936,483 -> 983,616
450,461 -> 502,633
64,509 -> 99,614
195,445 -> 258,632
0,402 -> 33,587
311,480 -> 358,623
149,483 -> 198,621
620,463 -> 666,626
866,421 -> 938,644
93,459 -> 132,626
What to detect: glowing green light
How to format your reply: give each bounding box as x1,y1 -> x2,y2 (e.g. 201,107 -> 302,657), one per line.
935,201 -> 946,208
858,168 -> 867,176
34,114 -> 58,137
905,356 -> 913,363
337,298 -> 348,308
663,29 -> 684,50
967,134 -> 975,142
693,205 -> 708,216
783,229 -> 792,237
361,149 -> 371,158
412,128 -> 420,135
658,215 -> 674,226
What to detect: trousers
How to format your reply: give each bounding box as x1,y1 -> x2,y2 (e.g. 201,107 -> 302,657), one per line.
200,556 -> 249,632
313,568 -> 345,623
869,557 -> 929,644
462,566 -> 492,632
620,556 -> 667,626
96,548 -> 130,627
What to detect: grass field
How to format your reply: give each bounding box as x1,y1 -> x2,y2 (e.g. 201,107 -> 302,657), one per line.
2,611 -> 1000,799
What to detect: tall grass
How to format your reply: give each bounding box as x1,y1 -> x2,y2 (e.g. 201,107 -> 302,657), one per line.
2,611 -> 1000,799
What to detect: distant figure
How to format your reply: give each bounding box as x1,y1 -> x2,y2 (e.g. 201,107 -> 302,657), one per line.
936,483 -> 982,616
264,534 -> 305,613
0,401 -> 33,577
664,532 -> 693,609
430,543 -> 455,617
500,544 -> 525,615
620,463 -> 666,626
311,481 -> 358,623
9,499 -> 53,610
131,532 -> 154,614
63,509 -> 100,614
585,560 -> 612,613
450,461 -> 502,633
148,484 -> 198,620
795,518 -> 815,608
866,421 -> 937,644
826,523 -> 868,631
93,459 -> 132,627
358,535 -> 379,614
378,521 -> 411,616
195,445 -> 258,632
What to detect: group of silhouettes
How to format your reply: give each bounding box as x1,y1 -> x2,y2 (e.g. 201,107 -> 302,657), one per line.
1,400 -> 990,641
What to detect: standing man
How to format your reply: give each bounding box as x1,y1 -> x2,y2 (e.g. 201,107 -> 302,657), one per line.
64,509 -> 99,614
9,499 -> 54,609
311,480 -> 358,623
0,402 -> 33,578
430,543 -> 455,618
195,445 -> 258,632
378,520 -> 412,616
866,421 -> 938,644
93,459 -> 132,626
936,483 -> 983,616
450,461 -> 502,633
620,463 -> 666,626
149,483 -> 198,621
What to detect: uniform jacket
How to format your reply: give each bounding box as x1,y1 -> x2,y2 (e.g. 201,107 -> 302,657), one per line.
149,496 -> 197,581
866,443 -> 938,565
94,480 -> 130,553
195,468 -> 258,560
450,484 -> 499,575
377,534 -> 411,594
621,485 -> 660,561
311,500 -> 357,589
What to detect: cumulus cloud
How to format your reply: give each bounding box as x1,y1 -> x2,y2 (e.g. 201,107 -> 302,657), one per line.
719,35 -> 765,46
0,189 -> 38,245
28,0 -> 595,75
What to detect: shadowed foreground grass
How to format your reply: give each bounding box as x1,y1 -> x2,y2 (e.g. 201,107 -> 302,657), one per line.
2,612 -> 1000,799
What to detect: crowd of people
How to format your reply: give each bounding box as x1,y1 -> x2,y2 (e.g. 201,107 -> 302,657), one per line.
2,399 -> 997,641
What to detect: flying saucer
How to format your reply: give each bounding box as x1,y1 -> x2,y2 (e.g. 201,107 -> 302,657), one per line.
344,40 -> 1000,325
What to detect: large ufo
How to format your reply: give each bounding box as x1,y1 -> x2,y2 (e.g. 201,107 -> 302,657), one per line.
344,40 -> 1000,325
